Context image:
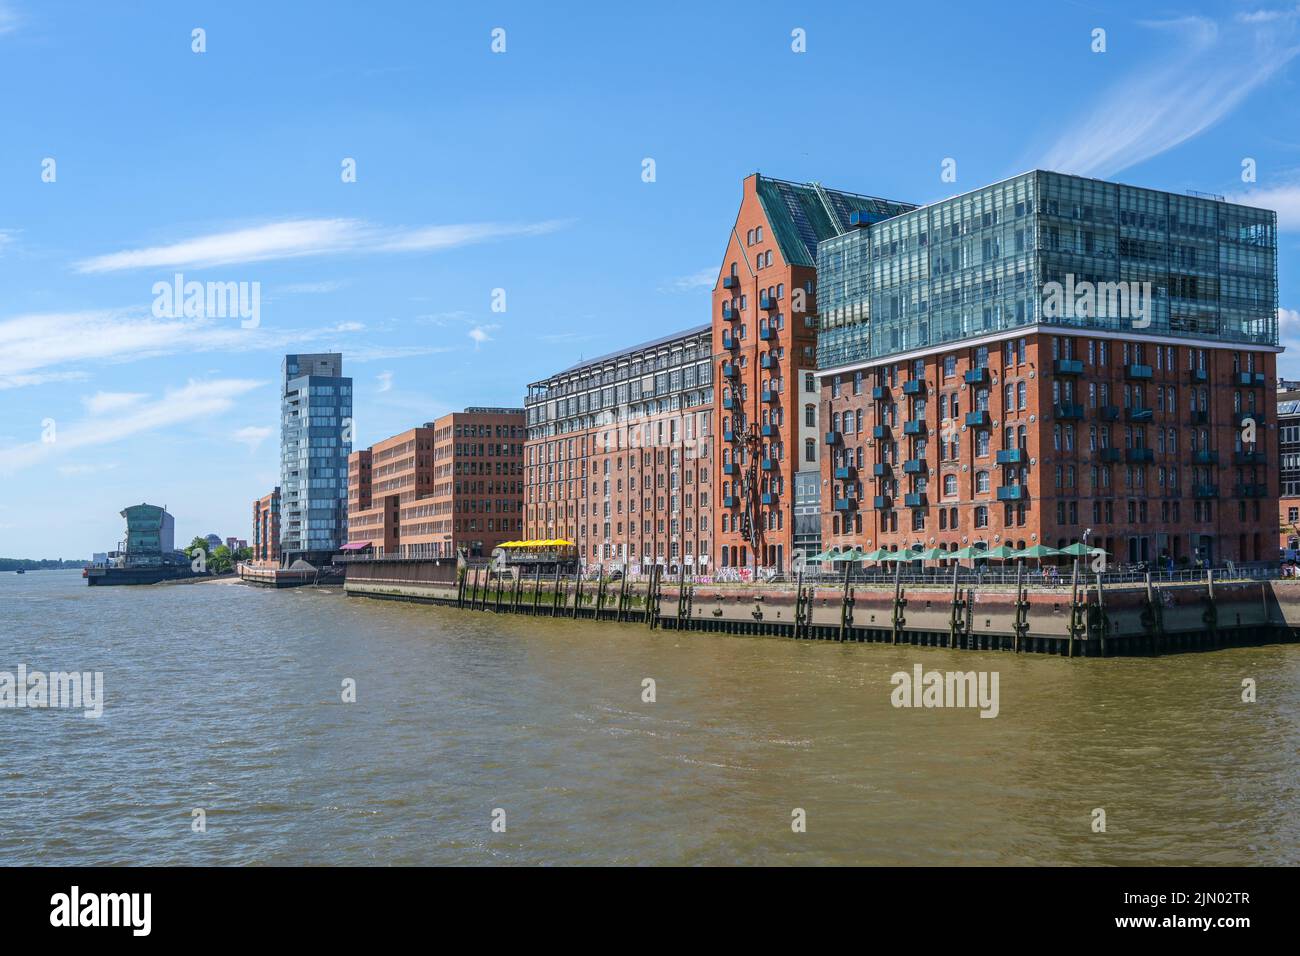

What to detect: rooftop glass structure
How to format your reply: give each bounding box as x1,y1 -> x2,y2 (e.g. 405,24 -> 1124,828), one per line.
816,170 -> 1278,370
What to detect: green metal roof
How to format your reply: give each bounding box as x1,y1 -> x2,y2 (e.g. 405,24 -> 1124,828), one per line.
754,176 -> 916,268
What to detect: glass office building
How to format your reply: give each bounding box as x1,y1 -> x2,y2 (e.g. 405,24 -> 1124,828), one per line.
817,170 -> 1278,370
280,353 -> 353,556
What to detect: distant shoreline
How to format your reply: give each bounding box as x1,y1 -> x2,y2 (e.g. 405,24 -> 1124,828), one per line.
0,560 -> 89,572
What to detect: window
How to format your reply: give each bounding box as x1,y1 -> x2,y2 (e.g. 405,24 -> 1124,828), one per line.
805,404 -> 816,427
943,474 -> 957,497
805,439 -> 815,462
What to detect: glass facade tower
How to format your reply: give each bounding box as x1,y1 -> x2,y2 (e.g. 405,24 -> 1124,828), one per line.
280,353 -> 353,556
817,170 -> 1277,370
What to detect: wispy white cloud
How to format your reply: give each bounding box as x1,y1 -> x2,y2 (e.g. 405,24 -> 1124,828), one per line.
0,379 -> 265,474
1037,16 -> 1300,177
75,217 -> 570,273
376,370 -> 393,392
82,391 -> 147,415
1227,178 -> 1300,229
0,3 -> 19,36
232,425 -> 274,452
279,279 -> 347,295
1238,6 -> 1300,25
1278,308 -> 1300,377
659,267 -> 715,292
0,229 -> 16,252
468,324 -> 498,348
57,462 -> 118,477
0,308 -> 378,389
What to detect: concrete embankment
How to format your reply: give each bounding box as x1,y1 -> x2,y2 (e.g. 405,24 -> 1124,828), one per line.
341,557 -> 1300,657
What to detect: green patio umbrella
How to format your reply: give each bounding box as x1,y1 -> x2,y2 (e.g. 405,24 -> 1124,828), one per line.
947,545 -> 986,561
911,547 -> 947,562
835,547 -> 864,562
807,548 -> 839,563
1012,545 -> 1062,569
1055,542 -> 1092,557
876,549 -> 907,562
983,544 -> 1019,560
862,547 -> 893,562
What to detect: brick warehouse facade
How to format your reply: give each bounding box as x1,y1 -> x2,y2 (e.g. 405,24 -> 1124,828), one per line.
817,170 -> 1279,568
712,174 -> 915,571
348,407 -> 524,559
524,326 -> 715,571
251,487 -> 280,566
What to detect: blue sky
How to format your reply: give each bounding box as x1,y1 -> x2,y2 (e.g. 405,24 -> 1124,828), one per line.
2,0 -> 1299,557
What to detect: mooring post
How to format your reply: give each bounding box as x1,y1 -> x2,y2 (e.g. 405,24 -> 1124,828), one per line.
794,568 -> 806,641
1144,571 -> 1164,654
1094,569 -> 1107,656
532,565 -> 542,614
838,561 -> 852,642
676,562 -> 688,626
595,565 -> 606,620
456,568 -> 466,609
1068,558 -> 1081,658
647,564 -> 660,630
948,562 -> 961,649
1204,568 -> 1217,646
1013,562 -> 1025,653
551,565 -> 562,616
572,570 -> 583,618
495,568 -> 504,611
890,560 -> 904,645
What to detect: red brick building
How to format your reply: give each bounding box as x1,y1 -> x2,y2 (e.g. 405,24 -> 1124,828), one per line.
524,326 -> 715,571
251,488 -> 280,566
348,407 -> 524,559
711,174 -> 915,571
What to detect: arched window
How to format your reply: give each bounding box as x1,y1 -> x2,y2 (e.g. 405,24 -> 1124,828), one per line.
943,474 -> 957,497
976,471 -> 990,493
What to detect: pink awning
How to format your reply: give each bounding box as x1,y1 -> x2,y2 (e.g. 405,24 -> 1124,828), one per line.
339,541 -> 373,551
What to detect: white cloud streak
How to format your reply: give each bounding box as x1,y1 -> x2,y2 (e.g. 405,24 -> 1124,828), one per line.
1037,16 -> 1300,177
0,379 -> 265,474
75,218 -> 570,273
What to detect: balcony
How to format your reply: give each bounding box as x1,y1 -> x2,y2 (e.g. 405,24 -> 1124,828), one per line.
721,332 -> 737,350
723,429 -> 735,443
996,485 -> 1026,501
996,448 -> 1024,465
1190,410 -> 1209,425
1098,447 -> 1121,463
1126,447 -> 1154,463
872,385 -> 890,400
761,422 -> 774,437
1235,483 -> 1268,498
964,367 -> 988,384
721,305 -> 737,321
1234,450 -> 1266,465
824,430 -> 841,445
722,275 -> 738,290
1053,358 -> 1084,375
1234,371 -> 1267,387
1054,403 -> 1084,420
761,492 -> 776,506
1126,364 -> 1153,380
760,389 -> 776,403
723,462 -> 738,476
1233,411 -> 1264,426
872,462 -> 892,477
1125,406 -> 1153,423
904,492 -> 927,508
834,465 -> 856,480
759,326 -> 774,341
873,495 -> 892,510
965,410 -> 990,428
1192,450 -> 1218,465
1193,485 -> 1219,499
723,495 -> 739,508
903,419 -> 926,436
761,458 -> 775,472
872,424 -> 890,439
902,379 -> 925,396
1189,368 -> 1207,384
834,498 -> 858,512
760,354 -> 773,369
723,396 -> 735,410
1098,405 -> 1120,421
721,362 -> 737,378
760,293 -> 777,310
903,458 -> 927,474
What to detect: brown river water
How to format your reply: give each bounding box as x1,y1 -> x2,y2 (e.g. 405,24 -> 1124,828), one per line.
1,570 -> 1296,865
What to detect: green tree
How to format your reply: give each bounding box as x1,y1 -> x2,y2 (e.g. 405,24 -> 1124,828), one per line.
187,536 -> 210,555
209,545 -> 234,574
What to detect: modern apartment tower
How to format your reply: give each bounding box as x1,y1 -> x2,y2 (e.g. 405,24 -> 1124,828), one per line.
348,407 -> 525,559
712,174 -> 916,571
816,170 -> 1279,567
280,353 -> 352,561
524,326 -> 715,571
